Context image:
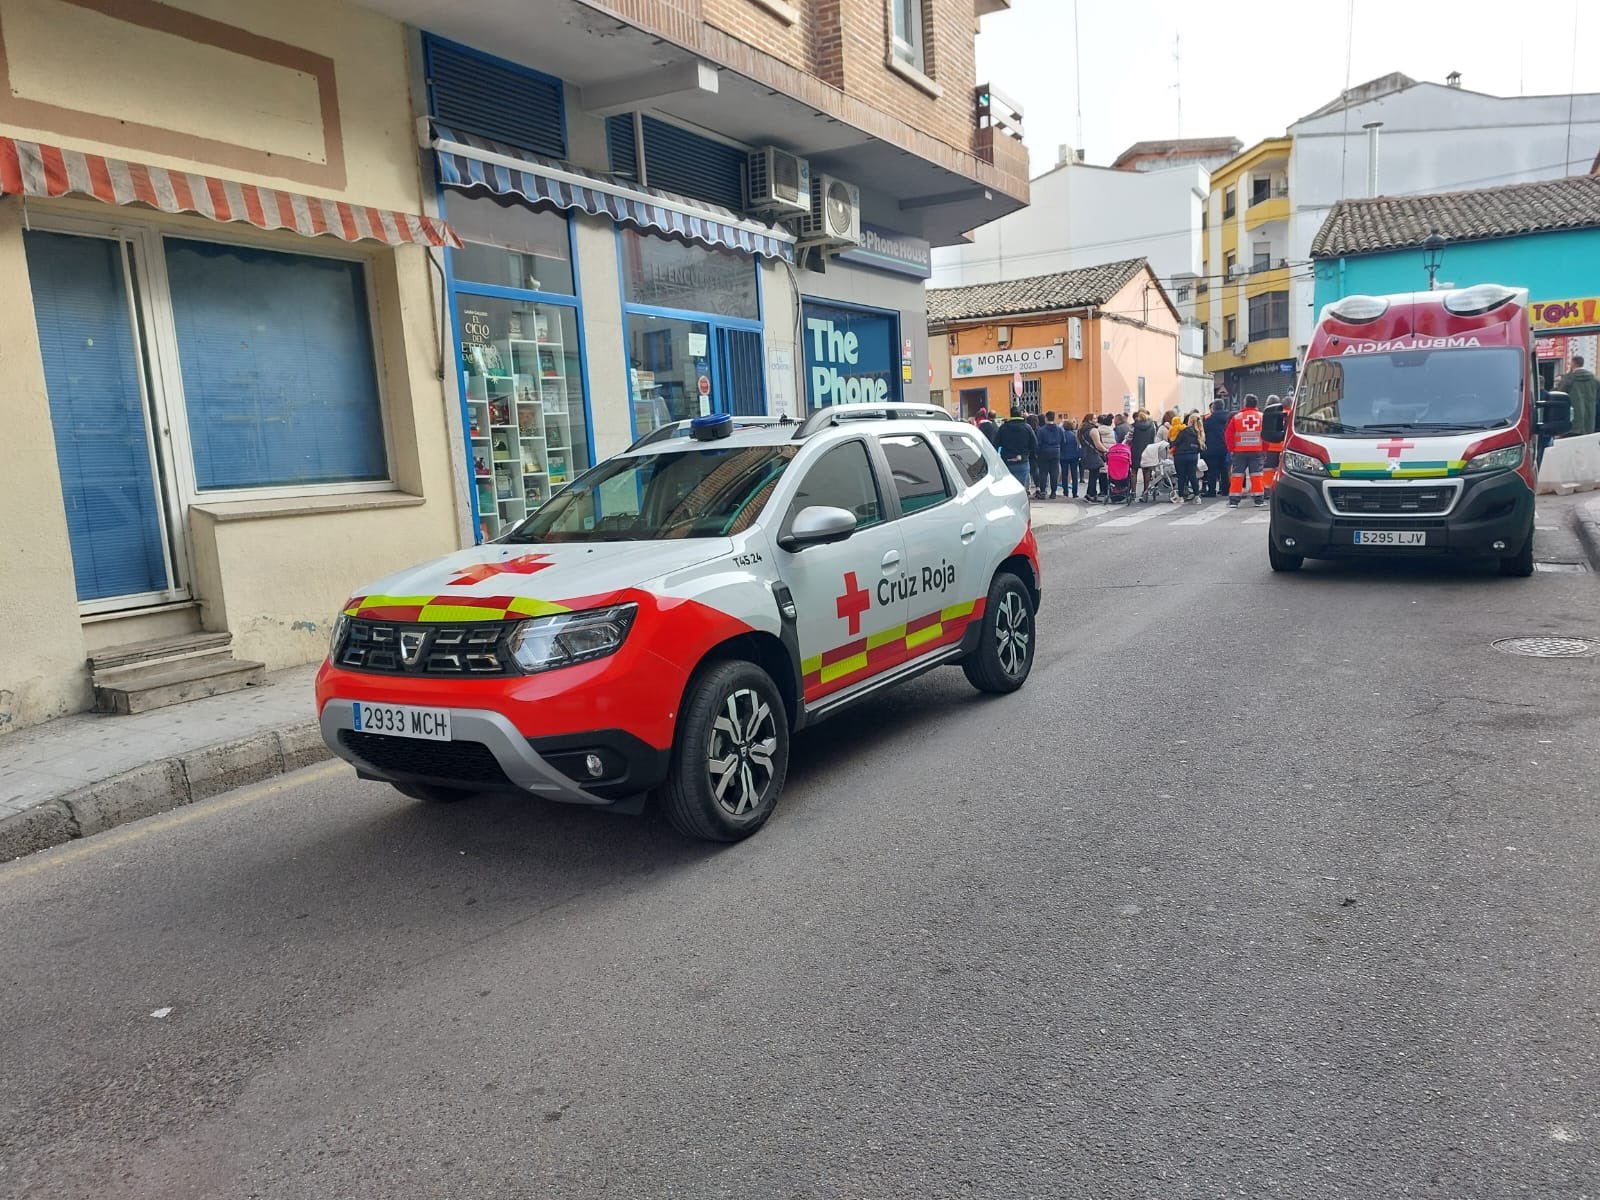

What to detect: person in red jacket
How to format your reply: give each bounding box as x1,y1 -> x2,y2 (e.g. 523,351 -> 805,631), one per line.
1225,394 -> 1267,508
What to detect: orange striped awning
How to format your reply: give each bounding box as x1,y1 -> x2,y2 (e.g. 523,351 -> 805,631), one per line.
0,137 -> 460,249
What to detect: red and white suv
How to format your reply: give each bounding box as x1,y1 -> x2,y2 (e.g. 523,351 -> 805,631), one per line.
317,404 -> 1040,841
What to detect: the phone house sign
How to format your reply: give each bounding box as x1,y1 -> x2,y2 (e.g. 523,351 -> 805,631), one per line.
953,346 -> 1064,378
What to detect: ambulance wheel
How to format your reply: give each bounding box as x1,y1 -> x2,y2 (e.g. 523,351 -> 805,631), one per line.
963,571 -> 1035,694
1500,529 -> 1535,577
392,783 -> 470,803
662,659 -> 790,842
1268,538 -> 1303,573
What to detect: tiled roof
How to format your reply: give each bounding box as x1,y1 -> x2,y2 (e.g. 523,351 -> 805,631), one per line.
1110,137 -> 1242,168
1310,175 -> 1600,258
927,258 -> 1151,324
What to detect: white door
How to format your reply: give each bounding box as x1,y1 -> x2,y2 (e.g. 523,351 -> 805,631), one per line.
876,431 -> 980,661
775,438 -> 907,706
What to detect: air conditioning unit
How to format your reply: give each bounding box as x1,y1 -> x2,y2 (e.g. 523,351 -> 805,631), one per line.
800,174 -> 862,248
745,146 -> 811,215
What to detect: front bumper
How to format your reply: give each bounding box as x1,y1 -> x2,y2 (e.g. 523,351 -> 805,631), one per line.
1268,469 -> 1534,558
319,701 -> 668,806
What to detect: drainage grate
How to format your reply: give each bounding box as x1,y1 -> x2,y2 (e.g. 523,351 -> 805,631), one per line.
1491,636 -> 1600,658
1534,561 -> 1588,574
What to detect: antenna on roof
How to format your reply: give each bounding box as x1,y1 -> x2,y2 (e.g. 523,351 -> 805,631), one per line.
1173,32 -> 1183,137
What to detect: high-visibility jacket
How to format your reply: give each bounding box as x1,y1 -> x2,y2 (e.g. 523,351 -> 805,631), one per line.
1225,407 -> 1264,453
1262,404 -> 1287,454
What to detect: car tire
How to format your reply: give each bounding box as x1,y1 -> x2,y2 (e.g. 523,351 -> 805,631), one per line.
962,571 -> 1035,695
662,660 -> 790,843
1500,528 -> 1535,577
1268,534 -> 1303,573
392,783 -> 471,803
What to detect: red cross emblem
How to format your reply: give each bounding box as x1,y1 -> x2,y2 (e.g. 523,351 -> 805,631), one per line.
1375,437 -> 1415,460
835,571 -> 872,636
448,553 -> 554,586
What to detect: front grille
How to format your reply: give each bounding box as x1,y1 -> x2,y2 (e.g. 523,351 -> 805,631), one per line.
337,619 -> 513,676
1328,485 -> 1455,516
340,731 -> 511,784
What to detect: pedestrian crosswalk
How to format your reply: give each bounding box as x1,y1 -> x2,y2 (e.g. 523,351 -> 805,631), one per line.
1040,500 -> 1273,533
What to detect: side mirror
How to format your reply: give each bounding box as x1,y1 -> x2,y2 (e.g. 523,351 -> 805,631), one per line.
1537,390 -> 1573,438
778,505 -> 858,552
1261,404 -> 1287,443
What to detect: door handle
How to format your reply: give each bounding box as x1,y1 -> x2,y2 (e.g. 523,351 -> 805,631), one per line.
881,550 -> 901,573
960,523 -> 977,543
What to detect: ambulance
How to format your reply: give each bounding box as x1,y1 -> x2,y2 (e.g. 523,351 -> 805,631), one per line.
1265,284 -> 1573,576
316,405 -> 1040,842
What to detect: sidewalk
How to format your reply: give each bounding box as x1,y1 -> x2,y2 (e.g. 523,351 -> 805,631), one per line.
0,663 -> 328,862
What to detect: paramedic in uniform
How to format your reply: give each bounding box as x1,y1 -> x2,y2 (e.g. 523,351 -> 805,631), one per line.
1225,394 -> 1268,508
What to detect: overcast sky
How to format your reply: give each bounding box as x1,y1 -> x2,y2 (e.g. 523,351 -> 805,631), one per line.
975,0 -> 1600,172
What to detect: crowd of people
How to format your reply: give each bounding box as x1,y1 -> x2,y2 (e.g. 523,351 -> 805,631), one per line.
974,391 -> 1284,509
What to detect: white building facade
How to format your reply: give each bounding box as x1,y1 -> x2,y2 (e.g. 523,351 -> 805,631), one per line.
1288,77 -> 1600,351
929,152 -> 1213,409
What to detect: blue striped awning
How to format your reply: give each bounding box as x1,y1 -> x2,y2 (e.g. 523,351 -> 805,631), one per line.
432,125 -> 794,262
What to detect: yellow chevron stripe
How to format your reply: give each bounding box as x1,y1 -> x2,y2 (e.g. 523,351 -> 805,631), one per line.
819,652 -> 869,683
906,622 -> 944,650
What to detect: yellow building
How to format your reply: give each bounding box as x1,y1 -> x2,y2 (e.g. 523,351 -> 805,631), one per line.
1196,136 -> 1297,402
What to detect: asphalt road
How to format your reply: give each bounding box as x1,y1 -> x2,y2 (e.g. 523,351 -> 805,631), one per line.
3,500 -> 1599,1199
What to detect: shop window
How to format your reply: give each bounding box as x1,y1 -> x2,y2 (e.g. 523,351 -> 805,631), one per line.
458,299 -> 590,539
164,239 -> 386,491
621,230 -> 758,320
423,35 -> 565,159
801,299 -> 901,409
449,196 -> 574,294
628,313 -> 712,436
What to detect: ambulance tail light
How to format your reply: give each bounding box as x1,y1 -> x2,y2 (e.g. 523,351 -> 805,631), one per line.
1326,295 -> 1389,324
1442,284 -> 1518,317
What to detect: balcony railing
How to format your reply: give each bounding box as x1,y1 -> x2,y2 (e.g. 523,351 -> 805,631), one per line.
974,83 -> 1026,178
1249,326 -> 1289,343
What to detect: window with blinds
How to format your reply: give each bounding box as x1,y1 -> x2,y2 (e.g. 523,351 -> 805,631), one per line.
423,35 -> 566,159
164,239 -> 388,490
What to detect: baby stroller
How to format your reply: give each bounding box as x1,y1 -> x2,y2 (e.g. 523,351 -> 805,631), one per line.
1105,441 -> 1135,505
1139,440 -> 1179,503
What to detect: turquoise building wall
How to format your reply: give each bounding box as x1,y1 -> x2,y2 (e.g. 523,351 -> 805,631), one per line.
1312,228 -> 1600,313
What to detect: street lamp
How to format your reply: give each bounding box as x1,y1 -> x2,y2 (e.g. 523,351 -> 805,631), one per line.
1423,230 -> 1447,291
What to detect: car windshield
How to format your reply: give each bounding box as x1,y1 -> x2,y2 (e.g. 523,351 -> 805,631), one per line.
503,443 -> 797,543
1295,347 -> 1524,435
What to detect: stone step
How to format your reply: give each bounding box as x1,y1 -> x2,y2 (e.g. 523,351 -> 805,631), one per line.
88,631 -> 233,677
94,657 -> 267,716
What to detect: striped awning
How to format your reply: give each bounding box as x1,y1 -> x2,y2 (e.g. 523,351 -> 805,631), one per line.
0,137 -> 460,249
431,125 -> 793,262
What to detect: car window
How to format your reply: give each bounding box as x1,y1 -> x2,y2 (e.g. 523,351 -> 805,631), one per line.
879,434 -> 951,515
787,440 -> 884,529
503,445 -> 796,543
938,432 -> 991,487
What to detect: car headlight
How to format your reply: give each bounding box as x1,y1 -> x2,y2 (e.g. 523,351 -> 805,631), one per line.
507,604 -> 638,674
1462,444 -> 1524,474
329,611 -> 350,658
1283,450 -> 1327,477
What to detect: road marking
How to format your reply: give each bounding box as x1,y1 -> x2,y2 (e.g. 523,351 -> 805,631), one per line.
1099,506 -> 1171,528
1172,506 -> 1229,526
1243,515 -> 1271,524
0,759 -> 351,883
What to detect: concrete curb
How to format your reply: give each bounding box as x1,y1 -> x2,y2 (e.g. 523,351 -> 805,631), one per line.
1573,496 -> 1600,574
0,723 -> 331,863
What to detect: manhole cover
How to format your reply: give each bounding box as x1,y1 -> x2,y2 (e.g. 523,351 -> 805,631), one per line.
1492,636 -> 1600,658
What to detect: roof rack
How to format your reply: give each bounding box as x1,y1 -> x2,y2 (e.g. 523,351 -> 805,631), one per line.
624,415 -> 793,453
792,403 -> 956,440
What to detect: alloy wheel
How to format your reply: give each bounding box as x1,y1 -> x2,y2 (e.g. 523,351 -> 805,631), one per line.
995,590 -> 1031,677
707,687 -> 779,818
